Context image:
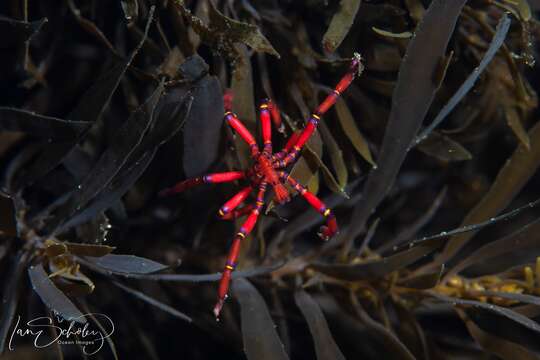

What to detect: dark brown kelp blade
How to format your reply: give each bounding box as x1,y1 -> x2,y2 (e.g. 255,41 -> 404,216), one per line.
232,278 -> 289,360
415,14 -> 511,144
457,309 -> 540,360
313,237 -> 446,281
83,254 -> 168,274
28,263 -> 86,324
0,109 -> 88,139
465,306 -> 540,354
180,55 -> 224,177
294,290 -> 345,360
42,81 -> 164,236
15,7 -> 155,189
0,16 -> 47,48
342,0 -> 467,253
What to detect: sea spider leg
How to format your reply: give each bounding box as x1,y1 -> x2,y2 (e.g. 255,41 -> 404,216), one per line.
218,186 -> 253,218
224,111 -> 259,157
277,54 -> 363,167
220,205 -> 255,220
214,181 -> 267,319
279,171 -> 338,240
274,131 -> 300,164
159,171 -> 245,197
259,100 -> 273,154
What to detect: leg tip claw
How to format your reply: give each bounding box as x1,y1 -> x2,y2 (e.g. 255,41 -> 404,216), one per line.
213,299 -> 225,321
318,226 -> 337,241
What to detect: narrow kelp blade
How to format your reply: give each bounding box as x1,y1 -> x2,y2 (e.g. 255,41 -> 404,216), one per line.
417,131 -> 472,162
474,291 -> 540,307
232,278 -> 289,360
82,254 -> 168,274
334,98 -> 376,167
0,108 -> 88,138
341,0 -> 467,254
400,195 -> 540,273
414,14 -> 511,144
318,121 -> 348,189
0,16 -> 47,48
15,7 -> 155,189
112,281 -> 191,323
448,217 -> 540,277
79,257 -> 282,282
322,0 -> 362,52
28,263 -> 86,324
294,290 -> 346,360
78,300 -> 119,360
313,237 -> 446,281
349,294 -> 416,360
429,292 -> 540,334
42,82 -> 164,235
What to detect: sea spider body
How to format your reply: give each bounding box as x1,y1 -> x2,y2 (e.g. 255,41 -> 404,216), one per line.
160,53 -> 363,319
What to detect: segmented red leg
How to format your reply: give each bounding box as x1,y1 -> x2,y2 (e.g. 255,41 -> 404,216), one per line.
278,54 -> 364,168
218,186 -> 253,218
159,171 -> 245,197
259,100 -> 272,155
220,205 -> 255,220
214,182 -> 267,319
224,112 -> 259,157
273,131 -> 300,164
280,171 -> 338,240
